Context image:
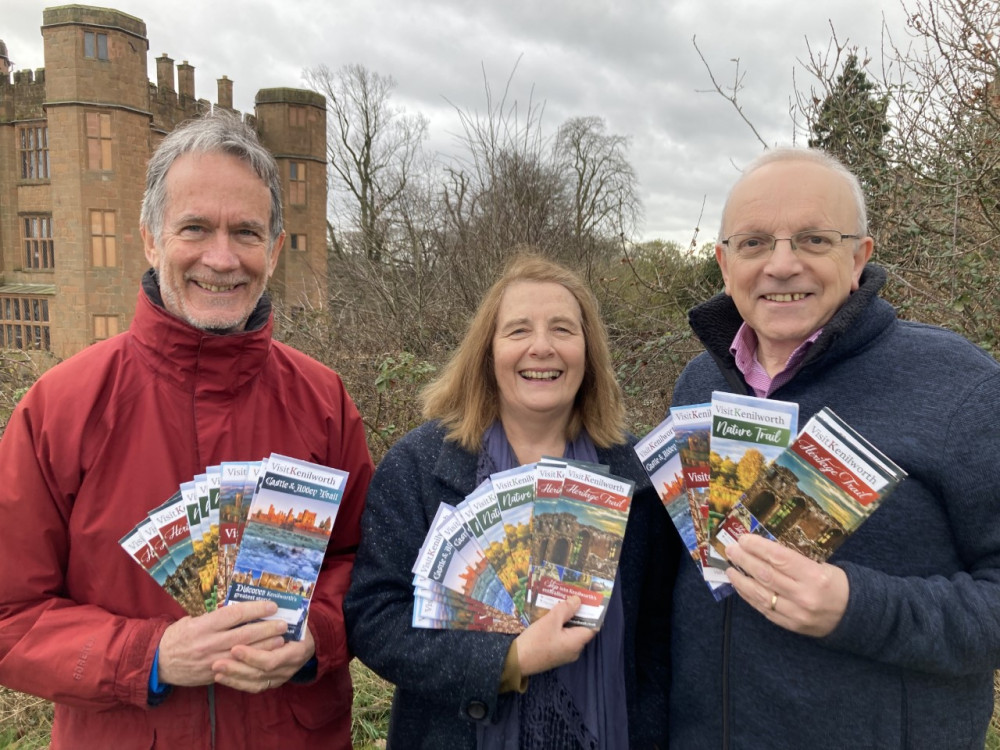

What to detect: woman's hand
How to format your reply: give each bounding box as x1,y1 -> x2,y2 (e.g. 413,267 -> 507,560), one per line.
513,596 -> 597,677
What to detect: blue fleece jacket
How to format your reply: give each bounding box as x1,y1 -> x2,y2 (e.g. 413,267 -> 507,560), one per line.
669,265 -> 1000,750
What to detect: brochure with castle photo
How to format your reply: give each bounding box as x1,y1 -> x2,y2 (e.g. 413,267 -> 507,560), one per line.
633,415 -> 699,568
526,457 -> 567,608
121,456 -> 347,628
119,524 -> 171,588
145,492 -> 206,616
713,407 -> 906,563
528,464 -> 634,628
225,454 -> 349,641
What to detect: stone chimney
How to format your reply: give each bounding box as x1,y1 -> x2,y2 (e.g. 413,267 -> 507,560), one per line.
177,61 -> 194,100
155,53 -> 174,92
217,75 -> 233,109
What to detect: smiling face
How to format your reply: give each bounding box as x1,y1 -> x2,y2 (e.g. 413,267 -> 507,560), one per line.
492,280 -> 587,431
141,151 -> 284,333
716,159 -> 873,372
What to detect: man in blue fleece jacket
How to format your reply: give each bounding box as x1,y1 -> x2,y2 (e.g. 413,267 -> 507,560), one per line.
669,147 -> 1000,749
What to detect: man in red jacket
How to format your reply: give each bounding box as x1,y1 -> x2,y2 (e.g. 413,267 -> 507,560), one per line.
0,110 -> 374,749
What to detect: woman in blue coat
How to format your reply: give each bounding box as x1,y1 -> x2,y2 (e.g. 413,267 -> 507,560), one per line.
345,253 -> 675,749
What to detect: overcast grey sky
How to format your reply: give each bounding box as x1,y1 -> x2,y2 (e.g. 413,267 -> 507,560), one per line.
5,0 -> 910,247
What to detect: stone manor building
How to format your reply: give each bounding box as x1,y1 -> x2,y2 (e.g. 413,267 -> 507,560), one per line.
0,5 -> 328,359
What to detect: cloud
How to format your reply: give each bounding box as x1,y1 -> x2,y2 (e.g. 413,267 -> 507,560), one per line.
3,0 -> 908,245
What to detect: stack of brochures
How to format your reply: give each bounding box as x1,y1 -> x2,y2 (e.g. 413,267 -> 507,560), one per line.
411,459 -> 635,633
634,393 -> 905,601
120,454 -> 349,641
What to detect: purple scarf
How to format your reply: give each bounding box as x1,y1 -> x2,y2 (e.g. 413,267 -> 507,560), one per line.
476,422 -> 629,750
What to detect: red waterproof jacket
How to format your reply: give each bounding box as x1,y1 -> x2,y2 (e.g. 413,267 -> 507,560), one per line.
0,284 -> 374,749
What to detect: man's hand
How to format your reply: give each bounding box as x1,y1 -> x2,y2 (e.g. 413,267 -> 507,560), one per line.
212,627 -> 317,693
725,534 -> 849,637
513,596 -> 597,677
158,601 -> 288,687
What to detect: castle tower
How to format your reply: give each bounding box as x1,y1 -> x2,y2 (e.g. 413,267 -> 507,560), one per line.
253,88 -> 329,311
39,6 -> 150,355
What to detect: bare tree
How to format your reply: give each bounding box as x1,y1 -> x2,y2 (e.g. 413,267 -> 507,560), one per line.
554,115 -> 641,258
439,64 -> 572,305
304,63 -> 429,262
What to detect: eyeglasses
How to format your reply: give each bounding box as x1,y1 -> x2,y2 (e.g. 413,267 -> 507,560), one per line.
721,230 -> 861,260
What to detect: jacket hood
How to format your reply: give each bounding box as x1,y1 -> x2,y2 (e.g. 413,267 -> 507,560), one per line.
131,269 -> 275,394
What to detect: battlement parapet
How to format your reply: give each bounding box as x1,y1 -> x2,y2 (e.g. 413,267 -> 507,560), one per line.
41,5 -> 146,40
255,88 -> 326,109
0,68 -> 48,122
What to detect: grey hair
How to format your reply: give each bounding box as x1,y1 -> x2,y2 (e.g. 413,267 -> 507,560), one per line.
140,109 -> 283,245
718,147 -> 869,241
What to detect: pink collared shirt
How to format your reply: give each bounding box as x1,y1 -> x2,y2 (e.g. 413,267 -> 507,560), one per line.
730,323 -> 822,397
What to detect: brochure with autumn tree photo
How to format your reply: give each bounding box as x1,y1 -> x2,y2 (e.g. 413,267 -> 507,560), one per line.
670,403 -> 732,599
491,463 -> 536,612
706,391 -> 798,571
411,459 -> 632,632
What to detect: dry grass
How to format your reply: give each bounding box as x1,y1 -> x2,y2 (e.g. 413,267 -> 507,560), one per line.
349,661 -> 392,749
0,686 -> 51,749
0,665 -> 392,750
994,672 -> 1000,737
2,668 -> 996,747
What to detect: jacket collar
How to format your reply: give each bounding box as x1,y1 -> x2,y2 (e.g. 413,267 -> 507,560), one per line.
130,269 -> 275,393
688,263 -> 894,385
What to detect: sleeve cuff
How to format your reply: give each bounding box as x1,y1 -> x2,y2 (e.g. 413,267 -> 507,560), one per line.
498,642 -> 529,694
147,647 -> 172,706
290,656 -> 318,684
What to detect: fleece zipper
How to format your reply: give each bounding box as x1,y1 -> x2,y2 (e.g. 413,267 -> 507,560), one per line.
721,596 -> 733,749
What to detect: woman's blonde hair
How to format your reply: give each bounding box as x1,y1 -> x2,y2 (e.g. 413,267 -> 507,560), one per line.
421,252 -> 626,452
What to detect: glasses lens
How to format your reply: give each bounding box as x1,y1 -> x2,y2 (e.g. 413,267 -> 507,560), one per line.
728,234 -> 774,258
791,230 -> 842,254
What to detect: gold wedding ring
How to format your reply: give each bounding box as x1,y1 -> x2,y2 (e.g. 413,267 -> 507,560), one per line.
770,592 -> 778,611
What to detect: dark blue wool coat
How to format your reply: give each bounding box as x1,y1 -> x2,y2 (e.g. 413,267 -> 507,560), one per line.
345,421 -> 676,749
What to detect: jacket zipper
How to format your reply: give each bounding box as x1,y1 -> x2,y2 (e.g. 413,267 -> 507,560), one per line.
208,683 -> 216,749
722,596 -> 733,749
